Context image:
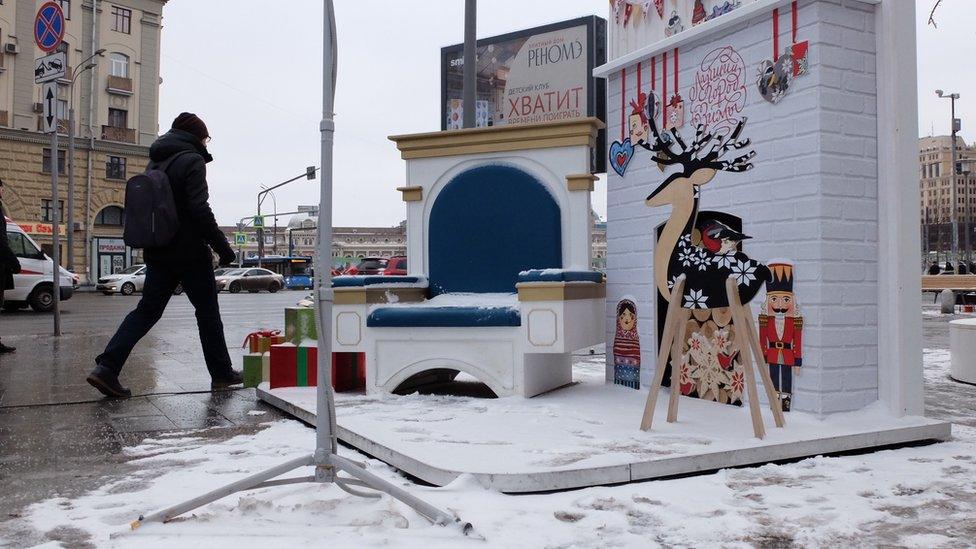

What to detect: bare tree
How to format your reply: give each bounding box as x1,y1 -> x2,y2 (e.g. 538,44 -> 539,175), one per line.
928,0 -> 943,28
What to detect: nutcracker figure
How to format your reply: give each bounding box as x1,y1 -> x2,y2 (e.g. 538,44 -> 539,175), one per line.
757,261 -> 803,411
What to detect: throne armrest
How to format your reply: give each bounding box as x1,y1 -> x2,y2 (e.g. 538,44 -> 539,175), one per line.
332,275 -> 428,305
515,270 -> 606,353
517,269 -> 605,284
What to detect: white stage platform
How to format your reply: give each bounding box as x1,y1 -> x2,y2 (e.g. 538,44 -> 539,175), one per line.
256,375 -> 951,493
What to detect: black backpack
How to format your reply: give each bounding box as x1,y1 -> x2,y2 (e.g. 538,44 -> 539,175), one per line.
122,151 -> 191,248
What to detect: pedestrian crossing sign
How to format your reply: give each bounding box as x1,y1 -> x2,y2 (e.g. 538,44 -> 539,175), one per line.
234,232 -> 247,245
253,215 -> 264,228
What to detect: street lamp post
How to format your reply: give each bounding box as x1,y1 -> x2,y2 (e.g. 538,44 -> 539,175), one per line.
67,48 -> 106,276
937,89 -> 961,270
261,186 -> 278,255
257,166 -> 317,268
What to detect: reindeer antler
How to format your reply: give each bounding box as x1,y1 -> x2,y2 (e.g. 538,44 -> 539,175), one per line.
639,108 -> 756,174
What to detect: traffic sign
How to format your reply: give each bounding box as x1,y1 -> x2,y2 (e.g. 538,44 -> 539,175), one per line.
234,232 -> 247,245
34,51 -> 66,84
34,2 -> 65,53
41,82 -> 58,134
253,215 -> 265,228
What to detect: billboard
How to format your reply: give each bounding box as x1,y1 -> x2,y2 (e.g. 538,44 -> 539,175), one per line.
441,16 -> 607,172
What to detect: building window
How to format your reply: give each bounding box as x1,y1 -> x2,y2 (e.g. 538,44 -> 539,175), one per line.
58,0 -> 70,19
109,53 -> 129,78
95,206 -> 124,226
107,108 -> 127,128
42,148 -> 66,174
111,6 -> 131,34
41,199 -> 65,223
106,156 -> 126,180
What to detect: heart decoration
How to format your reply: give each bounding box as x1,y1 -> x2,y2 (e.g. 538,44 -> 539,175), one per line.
609,139 -> 635,176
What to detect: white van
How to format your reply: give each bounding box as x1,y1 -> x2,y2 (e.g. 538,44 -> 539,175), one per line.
3,217 -> 76,312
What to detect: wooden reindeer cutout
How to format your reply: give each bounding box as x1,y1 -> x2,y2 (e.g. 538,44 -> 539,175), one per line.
637,114 -> 785,438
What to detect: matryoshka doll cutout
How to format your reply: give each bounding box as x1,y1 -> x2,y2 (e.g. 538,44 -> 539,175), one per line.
613,299 -> 641,389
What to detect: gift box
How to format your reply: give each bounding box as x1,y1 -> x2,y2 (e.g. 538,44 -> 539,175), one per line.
284,308 -> 317,344
242,330 -> 284,354
296,341 -> 318,387
243,352 -> 265,388
333,352 -> 366,392
269,342 -> 365,391
270,343 -> 297,389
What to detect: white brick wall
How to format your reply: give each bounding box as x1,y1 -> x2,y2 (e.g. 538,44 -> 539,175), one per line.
604,0 -> 879,416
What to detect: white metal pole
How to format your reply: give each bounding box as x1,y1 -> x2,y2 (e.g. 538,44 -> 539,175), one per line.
315,0 -> 339,465
50,125 -> 62,336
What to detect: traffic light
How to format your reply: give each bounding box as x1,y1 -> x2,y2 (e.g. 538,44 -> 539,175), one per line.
306,166 -> 317,180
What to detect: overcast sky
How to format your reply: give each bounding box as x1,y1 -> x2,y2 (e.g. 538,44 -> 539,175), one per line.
158,0 -> 968,227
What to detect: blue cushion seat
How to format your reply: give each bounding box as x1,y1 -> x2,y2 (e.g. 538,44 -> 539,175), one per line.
367,306 -> 521,327
332,275 -> 424,288
517,270 -> 604,283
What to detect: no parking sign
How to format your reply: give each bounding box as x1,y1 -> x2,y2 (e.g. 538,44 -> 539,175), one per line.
34,2 -> 65,53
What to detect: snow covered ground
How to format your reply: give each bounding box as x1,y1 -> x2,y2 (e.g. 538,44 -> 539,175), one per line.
14,353 -> 976,548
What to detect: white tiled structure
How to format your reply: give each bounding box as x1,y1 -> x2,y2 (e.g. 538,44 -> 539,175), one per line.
596,0 -> 921,417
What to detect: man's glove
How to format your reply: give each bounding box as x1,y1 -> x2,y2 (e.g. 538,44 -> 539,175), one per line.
217,248 -> 237,267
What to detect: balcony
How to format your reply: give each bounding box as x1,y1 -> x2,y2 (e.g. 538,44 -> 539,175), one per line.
37,116 -> 69,134
106,75 -> 133,96
101,125 -> 136,143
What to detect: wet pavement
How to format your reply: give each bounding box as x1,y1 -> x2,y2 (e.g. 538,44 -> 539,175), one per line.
0,290 -> 303,541
0,294 -> 973,547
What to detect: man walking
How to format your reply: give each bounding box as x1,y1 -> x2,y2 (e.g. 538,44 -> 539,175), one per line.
87,113 -> 241,397
0,179 -> 21,354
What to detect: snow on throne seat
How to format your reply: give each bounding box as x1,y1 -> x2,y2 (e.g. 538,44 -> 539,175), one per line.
331,118 -> 607,397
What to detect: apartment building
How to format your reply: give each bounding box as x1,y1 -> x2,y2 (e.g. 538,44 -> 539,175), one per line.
221,213 -> 611,272
919,135 -> 976,260
0,0 -> 165,282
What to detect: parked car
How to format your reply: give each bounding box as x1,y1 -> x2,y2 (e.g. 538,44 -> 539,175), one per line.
213,267 -> 236,277
383,256 -> 407,276
96,264 -> 146,295
344,257 -> 387,275
2,218 -> 74,312
95,264 -> 184,296
215,268 -> 284,293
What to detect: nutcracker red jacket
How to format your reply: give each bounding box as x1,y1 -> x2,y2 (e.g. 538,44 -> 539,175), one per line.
758,314 -> 803,367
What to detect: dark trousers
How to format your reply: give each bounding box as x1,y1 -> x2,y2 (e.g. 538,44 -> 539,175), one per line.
768,363 -> 793,394
97,259 -> 232,378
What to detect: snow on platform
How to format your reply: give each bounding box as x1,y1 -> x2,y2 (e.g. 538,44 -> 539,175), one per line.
257,374 -> 950,493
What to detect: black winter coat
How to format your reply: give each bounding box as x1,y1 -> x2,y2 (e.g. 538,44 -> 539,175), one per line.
143,129 -> 234,266
0,203 -> 21,291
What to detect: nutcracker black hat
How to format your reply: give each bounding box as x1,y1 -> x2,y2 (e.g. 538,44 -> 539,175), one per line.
765,261 -> 794,294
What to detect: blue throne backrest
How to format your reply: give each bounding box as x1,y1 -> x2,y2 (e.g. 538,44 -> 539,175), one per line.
427,164 -> 562,297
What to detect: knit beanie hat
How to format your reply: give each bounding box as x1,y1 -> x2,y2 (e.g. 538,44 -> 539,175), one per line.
171,112 -> 209,141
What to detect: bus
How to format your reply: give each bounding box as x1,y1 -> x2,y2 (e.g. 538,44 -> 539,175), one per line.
242,256 -> 313,290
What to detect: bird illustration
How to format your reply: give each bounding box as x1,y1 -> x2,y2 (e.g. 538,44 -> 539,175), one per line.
699,219 -> 752,254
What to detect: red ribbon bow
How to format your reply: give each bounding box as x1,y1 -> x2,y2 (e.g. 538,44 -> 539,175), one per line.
629,92 -> 648,124
242,329 -> 282,348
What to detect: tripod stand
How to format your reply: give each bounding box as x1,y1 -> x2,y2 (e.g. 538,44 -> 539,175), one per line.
130,1 -> 475,536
